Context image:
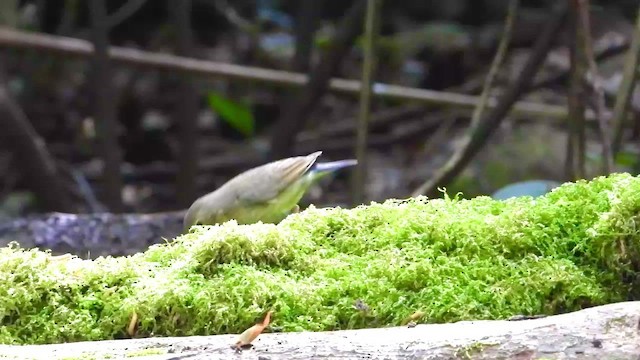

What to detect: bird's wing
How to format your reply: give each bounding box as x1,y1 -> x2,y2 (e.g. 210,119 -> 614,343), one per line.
232,151 -> 322,205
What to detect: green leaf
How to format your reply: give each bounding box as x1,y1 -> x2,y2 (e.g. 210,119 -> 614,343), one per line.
206,92 -> 255,137
614,151 -> 638,168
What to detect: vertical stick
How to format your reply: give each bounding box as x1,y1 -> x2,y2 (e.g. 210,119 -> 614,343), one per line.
353,0 -> 382,205
89,0 -> 124,212
566,0 -> 587,180
576,0 -> 613,174
171,0 -> 200,207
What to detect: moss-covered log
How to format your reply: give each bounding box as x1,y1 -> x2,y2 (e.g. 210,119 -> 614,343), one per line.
1,301 -> 639,359
1,173 -> 640,346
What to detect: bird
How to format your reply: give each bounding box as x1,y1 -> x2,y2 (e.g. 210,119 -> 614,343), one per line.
183,151 -> 357,232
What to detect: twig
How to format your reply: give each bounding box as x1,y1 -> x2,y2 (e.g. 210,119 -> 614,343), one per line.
612,5 -> 640,156
0,27 -> 581,121
58,0 -> 148,38
576,0 -> 613,174
170,0 -> 200,208
88,0 -> 124,212
204,0 -> 259,35
69,167 -> 106,213
106,0 -> 147,29
411,2 -> 568,197
269,0 -> 367,159
531,43 -> 630,92
470,0 -> 519,127
566,0 -> 588,180
353,0 -> 381,205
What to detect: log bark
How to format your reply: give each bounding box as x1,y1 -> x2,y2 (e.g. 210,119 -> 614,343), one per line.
0,211 -> 185,258
0,301 -> 638,359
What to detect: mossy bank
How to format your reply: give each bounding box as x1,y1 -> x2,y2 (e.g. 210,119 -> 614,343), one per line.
1,173 -> 640,345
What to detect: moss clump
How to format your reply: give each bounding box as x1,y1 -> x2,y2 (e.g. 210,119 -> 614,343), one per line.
125,348 -> 165,357
1,173 -> 640,345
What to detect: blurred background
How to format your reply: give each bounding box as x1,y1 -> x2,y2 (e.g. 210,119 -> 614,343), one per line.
0,0 -> 639,225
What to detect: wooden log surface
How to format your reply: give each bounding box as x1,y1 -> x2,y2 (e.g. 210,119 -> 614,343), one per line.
0,301 -> 639,360
0,211 -> 185,258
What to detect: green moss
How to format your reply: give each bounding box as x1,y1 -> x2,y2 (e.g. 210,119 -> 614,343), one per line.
454,341 -> 497,359
604,315 -> 630,332
1,173 -> 640,345
60,354 -> 96,360
125,348 -> 165,357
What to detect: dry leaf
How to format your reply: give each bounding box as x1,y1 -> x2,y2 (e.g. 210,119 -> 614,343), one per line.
127,312 -> 139,337
233,310 -> 273,351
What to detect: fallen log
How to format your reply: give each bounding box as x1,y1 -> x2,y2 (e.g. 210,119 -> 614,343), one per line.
0,301 -> 638,360
0,210 -> 185,258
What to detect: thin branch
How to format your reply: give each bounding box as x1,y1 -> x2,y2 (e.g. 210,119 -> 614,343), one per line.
566,0 -> 587,180
612,4 -> 640,155
170,0 -> 200,208
202,0 -> 259,35
470,0 -> 519,126
269,0 -> 368,159
0,27 -> 583,121
105,0 -> 148,29
576,0 -> 613,174
88,0 -> 124,212
412,2 -> 568,197
58,0 -> 148,39
530,42 -> 630,92
56,161 -> 106,213
352,0 -> 382,205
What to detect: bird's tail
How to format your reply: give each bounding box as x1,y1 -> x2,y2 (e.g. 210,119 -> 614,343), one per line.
310,159 -> 358,180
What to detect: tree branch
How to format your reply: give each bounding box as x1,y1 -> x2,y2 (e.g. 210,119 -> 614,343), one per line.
0,27 -> 580,121
470,0 -> 519,127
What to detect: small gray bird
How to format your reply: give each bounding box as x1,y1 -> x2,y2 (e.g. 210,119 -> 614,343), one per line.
183,151 -> 357,232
